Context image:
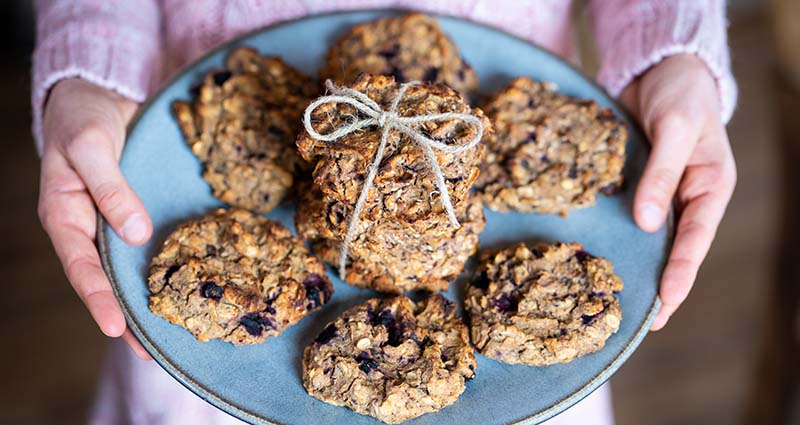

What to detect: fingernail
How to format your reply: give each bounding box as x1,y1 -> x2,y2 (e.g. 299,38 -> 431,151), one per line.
120,213 -> 148,243
638,202 -> 663,230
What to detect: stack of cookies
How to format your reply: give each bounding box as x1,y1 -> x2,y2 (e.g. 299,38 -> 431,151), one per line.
295,74 -> 491,293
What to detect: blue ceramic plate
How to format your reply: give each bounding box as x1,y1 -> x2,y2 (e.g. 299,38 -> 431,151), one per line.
99,11 -> 671,425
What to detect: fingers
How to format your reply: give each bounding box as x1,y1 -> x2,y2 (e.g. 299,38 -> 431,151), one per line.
63,124 -> 152,246
634,111 -> 702,232
122,329 -> 153,361
39,152 -> 127,337
651,152 -> 736,330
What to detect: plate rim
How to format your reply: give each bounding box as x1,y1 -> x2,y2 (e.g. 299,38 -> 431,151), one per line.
98,9 -> 672,425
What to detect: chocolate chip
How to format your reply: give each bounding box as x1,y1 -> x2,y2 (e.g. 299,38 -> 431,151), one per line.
540,154 -> 550,164
239,314 -> 273,337
471,271 -> 490,290
528,99 -> 537,108
315,324 -> 337,344
205,245 -> 217,257
212,70 -> 232,86
581,313 -> 598,325
530,248 -> 543,258
163,265 -> 180,284
525,131 -> 537,142
200,281 -> 224,301
423,67 -> 440,82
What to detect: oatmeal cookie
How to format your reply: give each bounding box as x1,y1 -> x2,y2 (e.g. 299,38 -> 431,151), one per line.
148,208 -> 333,345
465,242 -> 623,365
296,187 -> 485,293
173,47 -> 318,213
303,294 -> 476,424
475,77 -> 627,215
319,13 -> 479,94
297,74 -> 489,223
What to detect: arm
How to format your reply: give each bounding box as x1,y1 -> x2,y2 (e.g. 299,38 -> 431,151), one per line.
589,0 -> 738,330
32,0 -> 163,152
33,0 -> 164,359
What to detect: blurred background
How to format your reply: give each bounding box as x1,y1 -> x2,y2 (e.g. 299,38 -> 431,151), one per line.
1,1 -> 797,424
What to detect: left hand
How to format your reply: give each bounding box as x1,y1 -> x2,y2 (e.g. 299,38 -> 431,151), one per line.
619,54 -> 737,331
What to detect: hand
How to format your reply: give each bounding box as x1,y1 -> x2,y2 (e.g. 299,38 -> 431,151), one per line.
619,54 -> 737,331
38,78 -> 153,359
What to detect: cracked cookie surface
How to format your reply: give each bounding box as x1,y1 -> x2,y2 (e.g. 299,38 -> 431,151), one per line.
320,13 -> 478,94
297,74 -> 489,224
475,77 -> 627,215
148,208 -> 333,345
465,242 -> 622,365
173,47 -> 317,213
295,187 -> 485,293
303,294 -> 476,424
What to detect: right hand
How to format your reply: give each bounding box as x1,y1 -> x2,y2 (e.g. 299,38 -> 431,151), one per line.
38,78 -> 153,360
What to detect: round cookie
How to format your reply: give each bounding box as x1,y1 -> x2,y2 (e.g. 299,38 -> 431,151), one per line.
465,242 -> 623,365
295,187 -> 485,293
172,47 -> 318,213
297,74 -> 489,224
319,13 -> 479,94
148,208 -> 333,345
475,77 -> 627,215
303,294 -> 476,424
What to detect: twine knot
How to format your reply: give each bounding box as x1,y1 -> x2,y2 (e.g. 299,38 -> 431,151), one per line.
302,79 -> 484,278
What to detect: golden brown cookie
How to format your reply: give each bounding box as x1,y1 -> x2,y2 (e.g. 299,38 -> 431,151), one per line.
303,294 -> 476,424
475,77 -> 627,215
297,74 -> 489,224
148,208 -> 333,345
465,242 -> 622,365
295,187 -> 485,293
173,47 -> 318,213
320,13 -> 479,94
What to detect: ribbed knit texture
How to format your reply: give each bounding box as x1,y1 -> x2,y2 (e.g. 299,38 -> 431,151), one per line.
590,0 -> 736,122
32,0 -> 736,154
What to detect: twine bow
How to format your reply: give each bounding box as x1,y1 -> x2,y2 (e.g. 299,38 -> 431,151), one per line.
302,79 -> 484,278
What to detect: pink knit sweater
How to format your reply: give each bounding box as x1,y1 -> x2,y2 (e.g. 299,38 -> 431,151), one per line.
32,0 -> 737,152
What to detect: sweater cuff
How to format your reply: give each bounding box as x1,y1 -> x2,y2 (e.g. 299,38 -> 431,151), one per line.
594,1 -> 737,124
31,24 -> 161,155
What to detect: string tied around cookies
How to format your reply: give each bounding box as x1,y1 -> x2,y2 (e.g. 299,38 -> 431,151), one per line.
302,79 -> 484,278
